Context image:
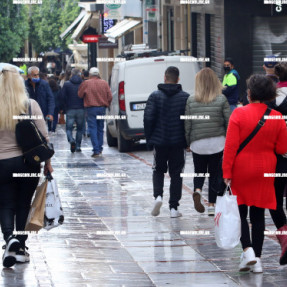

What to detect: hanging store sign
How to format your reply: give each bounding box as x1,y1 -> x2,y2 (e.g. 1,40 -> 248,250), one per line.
104,4 -> 122,20
82,35 -> 102,43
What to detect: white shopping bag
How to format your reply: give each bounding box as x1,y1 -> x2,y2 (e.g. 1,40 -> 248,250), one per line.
214,184 -> 241,249
44,174 -> 64,230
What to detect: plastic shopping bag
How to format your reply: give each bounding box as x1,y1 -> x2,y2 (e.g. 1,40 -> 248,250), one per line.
214,184 -> 241,249
44,173 -> 64,230
25,179 -> 48,231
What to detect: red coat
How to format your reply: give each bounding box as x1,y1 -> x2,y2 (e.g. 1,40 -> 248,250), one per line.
223,103 -> 287,209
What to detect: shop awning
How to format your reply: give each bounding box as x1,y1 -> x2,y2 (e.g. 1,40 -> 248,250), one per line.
60,10 -> 86,40
104,19 -> 142,43
71,12 -> 93,41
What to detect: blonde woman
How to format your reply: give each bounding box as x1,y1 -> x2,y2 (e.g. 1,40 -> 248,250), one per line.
0,66 -> 53,268
185,68 -> 230,215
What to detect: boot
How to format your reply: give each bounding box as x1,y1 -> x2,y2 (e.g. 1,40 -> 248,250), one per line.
276,225 -> 287,265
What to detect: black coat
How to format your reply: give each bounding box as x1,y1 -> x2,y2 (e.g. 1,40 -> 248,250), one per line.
144,83 -> 190,148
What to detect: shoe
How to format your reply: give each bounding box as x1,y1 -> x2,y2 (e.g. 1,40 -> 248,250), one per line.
239,248 -> 257,272
15,246 -> 30,263
208,206 -> 215,216
193,191 -> 205,213
70,141 -> 76,153
276,225 -> 287,265
2,236 -> 20,268
151,196 -> 162,216
250,257 -> 263,273
170,208 -> 182,218
76,148 -> 82,152
91,153 -> 101,158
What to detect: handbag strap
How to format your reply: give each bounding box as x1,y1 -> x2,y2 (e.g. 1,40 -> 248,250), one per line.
236,107 -> 272,155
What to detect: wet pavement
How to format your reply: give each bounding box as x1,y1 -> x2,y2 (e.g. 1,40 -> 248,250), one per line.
1,125 -> 287,287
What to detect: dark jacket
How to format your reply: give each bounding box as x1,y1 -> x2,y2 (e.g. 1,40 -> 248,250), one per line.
144,83 -> 190,148
62,75 -> 84,110
222,69 -> 240,105
25,79 -> 55,117
52,89 -> 63,110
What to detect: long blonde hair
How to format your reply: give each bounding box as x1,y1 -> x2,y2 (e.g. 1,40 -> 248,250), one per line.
194,68 -> 223,103
0,66 -> 28,131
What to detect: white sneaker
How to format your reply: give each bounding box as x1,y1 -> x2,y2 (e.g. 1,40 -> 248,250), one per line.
239,248 -> 257,272
151,196 -> 162,216
208,206 -> 215,216
170,208 -> 182,218
15,247 -> 30,263
251,257 -> 263,273
2,236 -> 21,268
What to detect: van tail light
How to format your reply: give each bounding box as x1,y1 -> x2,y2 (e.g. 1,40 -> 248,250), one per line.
118,81 -> 126,111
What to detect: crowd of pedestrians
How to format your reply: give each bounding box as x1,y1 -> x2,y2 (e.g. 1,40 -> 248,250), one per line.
0,56 -> 287,274
144,58 -> 287,274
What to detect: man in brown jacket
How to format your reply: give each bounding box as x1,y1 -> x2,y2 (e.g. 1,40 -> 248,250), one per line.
78,67 -> 112,157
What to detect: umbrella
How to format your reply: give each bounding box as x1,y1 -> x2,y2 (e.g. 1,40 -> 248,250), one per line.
44,51 -> 59,56
0,63 -> 24,74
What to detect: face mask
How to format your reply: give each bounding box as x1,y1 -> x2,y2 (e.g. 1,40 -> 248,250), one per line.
31,77 -> 40,83
224,67 -> 231,73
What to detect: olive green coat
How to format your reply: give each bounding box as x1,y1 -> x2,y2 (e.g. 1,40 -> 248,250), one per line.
184,94 -> 231,146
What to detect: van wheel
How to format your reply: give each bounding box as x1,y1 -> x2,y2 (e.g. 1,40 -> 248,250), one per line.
107,127 -> 117,147
117,127 -> 132,152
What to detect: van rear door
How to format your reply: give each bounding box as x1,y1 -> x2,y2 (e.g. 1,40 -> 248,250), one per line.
124,60 -> 167,129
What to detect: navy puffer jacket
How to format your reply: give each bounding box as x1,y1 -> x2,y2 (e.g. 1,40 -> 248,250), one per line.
25,79 -> 55,117
62,75 -> 84,110
144,84 -> 190,148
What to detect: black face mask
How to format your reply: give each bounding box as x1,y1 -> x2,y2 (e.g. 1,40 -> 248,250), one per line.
224,66 -> 231,73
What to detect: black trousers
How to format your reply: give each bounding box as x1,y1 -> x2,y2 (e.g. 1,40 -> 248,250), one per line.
239,205 -> 265,258
0,156 -> 40,247
269,156 -> 287,229
152,146 -> 185,210
192,151 -> 223,204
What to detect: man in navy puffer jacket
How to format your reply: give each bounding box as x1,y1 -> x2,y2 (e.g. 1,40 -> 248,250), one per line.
62,69 -> 84,152
144,66 -> 190,218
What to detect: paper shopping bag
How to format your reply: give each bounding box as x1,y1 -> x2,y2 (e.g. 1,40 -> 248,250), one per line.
25,179 -> 48,231
214,184 -> 241,249
44,176 -> 64,230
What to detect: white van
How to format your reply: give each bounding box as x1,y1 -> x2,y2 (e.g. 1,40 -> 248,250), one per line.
106,56 -> 199,152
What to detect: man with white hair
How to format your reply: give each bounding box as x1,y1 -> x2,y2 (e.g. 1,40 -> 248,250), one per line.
78,67 -> 112,157
25,66 -> 55,121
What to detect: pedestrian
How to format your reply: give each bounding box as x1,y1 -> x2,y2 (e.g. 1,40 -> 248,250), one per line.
62,68 -> 85,152
81,70 -> 89,81
242,55 -> 279,106
81,69 -> 90,137
222,58 -> 240,111
268,62 -> 287,265
144,66 -> 190,218
59,72 -> 66,88
25,66 -> 55,122
78,67 -> 112,157
223,74 -> 287,273
0,66 -> 53,268
184,68 -> 231,216
47,77 -> 62,132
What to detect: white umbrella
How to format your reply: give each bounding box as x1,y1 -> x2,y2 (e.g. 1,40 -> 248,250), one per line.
0,63 -> 24,74
44,51 -> 59,56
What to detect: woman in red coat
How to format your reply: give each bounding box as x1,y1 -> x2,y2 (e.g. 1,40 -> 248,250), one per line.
223,74 -> 287,273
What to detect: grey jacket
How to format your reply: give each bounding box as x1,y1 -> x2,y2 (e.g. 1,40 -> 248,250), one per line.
185,94 -> 231,146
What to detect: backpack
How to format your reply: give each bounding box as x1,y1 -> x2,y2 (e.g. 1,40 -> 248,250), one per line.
15,100 -> 54,165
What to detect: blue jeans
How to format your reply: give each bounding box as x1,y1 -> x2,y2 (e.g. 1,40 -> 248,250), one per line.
66,109 -> 85,149
86,107 -> 106,154
48,107 -> 59,132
